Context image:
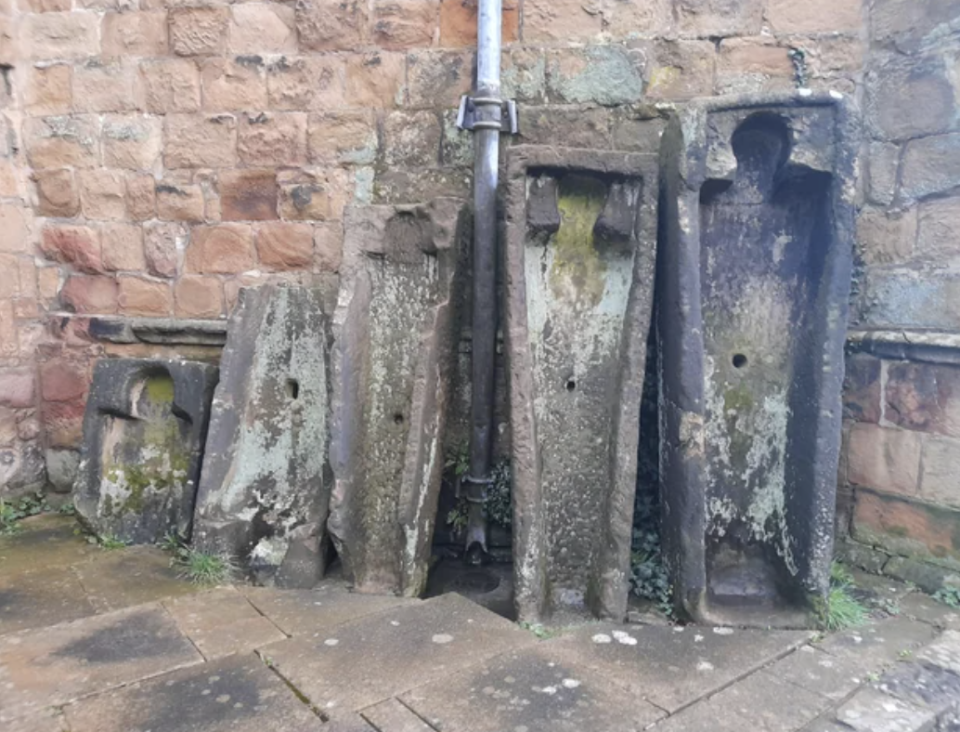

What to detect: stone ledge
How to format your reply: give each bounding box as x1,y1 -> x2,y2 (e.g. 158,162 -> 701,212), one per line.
87,316 -> 228,346
847,329 -> 960,366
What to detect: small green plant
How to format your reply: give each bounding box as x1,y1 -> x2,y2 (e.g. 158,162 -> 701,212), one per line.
444,444 -> 512,534
518,621 -> 558,640
97,534 -> 129,550
0,492 -> 52,534
58,502 -> 76,516
629,494 -> 673,617
816,562 -> 868,631
173,546 -> 237,586
898,649 -> 912,659
159,531 -> 186,554
788,47 -> 808,88
933,586 -> 960,609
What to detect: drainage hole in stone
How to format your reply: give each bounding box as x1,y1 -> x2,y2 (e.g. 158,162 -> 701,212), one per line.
286,379 -> 300,399
566,379 -> 576,392
394,413 -> 405,425
732,354 -> 748,369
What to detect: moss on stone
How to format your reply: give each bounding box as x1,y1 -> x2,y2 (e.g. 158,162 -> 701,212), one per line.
551,175 -> 608,306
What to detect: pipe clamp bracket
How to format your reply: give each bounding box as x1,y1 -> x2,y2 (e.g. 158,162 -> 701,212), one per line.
456,95 -> 519,134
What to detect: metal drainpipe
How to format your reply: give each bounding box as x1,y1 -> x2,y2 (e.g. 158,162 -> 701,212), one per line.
457,0 -> 515,564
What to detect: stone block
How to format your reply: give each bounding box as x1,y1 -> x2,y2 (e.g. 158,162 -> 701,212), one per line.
766,0 -> 861,33
73,358 -> 218,544
866,141 -> 901,206
169,6 -> 228,56
25,65 -> 72,116
382,111 -> 442,167
546,46 -> 645,106
41,224 -> 102,273
918,197 -> 960,263
885,362 -> 960,438
143,222 -> 184,278
870,0 -> 960,55
601,0 -> 672,37
60,274 -> 118,314
277,169 -> 350,221
524,0 -> 602,42
220,169 -> 278,221
78,169 -> 127,220
344,51 -> 405,108
406,50 -> 473,108
372,0 -> 438,49
853,488 -> 960,568
297,0 -> 368,51
238,112 -> 307,167
675,0 -> 762,38
141,59 -> 201,114
40,359 -> 87,404
200,57 -> 267,112
164,114 -> 237,169
715,38 -> 794,96
102,115 -> 162,171
185,223 -> 256,274
0,205 -> 28,254
307,110 -> 378,166
23,11 -> 100,60
117,276 -> 173,316
173,276 -> 222,318
228,3 -> 296,54
194,285 -> 331,587
848,423 -> 921,496
640,39 -> 715,101
0,443 -> 47,495
857,271 -> 960,330
72,61 -> 141,114
314,222 -> 343,272
857,206 -> 916,265
502,47 -> 546,103
328,199 -> 465,596
439,0 -> 518,47
102,11 -> 168,58
256,222 -> 313,270
24,116 -> 99,170
866,53 -> 958,142
0,369 -> 36,409
157,182 -> 204,222
46,448 -> 80,494
266,56 -> 346,110
34,168 -> 79,218
920,435 -> 960,510
126,174 -> 157,221
101,223 -> 146,273
843,353 -> 882,423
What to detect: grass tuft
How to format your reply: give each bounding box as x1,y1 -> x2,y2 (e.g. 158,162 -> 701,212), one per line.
816,561 -> 868,631
173,547 -> 238,587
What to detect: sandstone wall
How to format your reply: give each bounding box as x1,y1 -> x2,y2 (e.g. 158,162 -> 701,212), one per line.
1,0 -> 956,582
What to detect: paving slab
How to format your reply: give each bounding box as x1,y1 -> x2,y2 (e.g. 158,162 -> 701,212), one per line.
542,623 -> 811,713
816,616 -> 938,665
849,569 -> 915,608
73,545 -> 200,611
259,592 -> 535,714
4,709 -> 69,732
0,566 -> 97,636
401,643 -> 665,732
64,652 -> 324,732
765,645 -> 874,701
835,687 -> 937,732
799,715 -> 857,732
241,582 -> 420,637
361,699 -> 436,731
900,593 -> 960,631
0,514 -> 97,576
164,587 -> 287,660
878,661 -> 960,713
0,602 -> 203,722
918,630 -> 960,675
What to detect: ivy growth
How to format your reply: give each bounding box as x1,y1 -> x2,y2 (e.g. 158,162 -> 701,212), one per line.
933,586 -> 960,609
0,492 -> 53,535
444,443 -> 513,533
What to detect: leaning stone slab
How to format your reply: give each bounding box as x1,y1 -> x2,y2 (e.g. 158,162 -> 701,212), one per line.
192,285 -> 331,588
658,92 -> 857,627
73,358 -> 218,545
327,198 -> 466,596
503,146 -> 658,622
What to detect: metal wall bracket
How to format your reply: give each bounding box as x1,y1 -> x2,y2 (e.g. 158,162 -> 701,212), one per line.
456,95 -> 519,134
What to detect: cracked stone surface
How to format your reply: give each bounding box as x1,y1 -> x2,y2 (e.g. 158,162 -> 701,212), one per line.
836,687 -> 937,732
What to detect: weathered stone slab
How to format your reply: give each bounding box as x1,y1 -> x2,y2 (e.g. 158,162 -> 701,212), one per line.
0,603 -> 203,723
73,358 -> 218,545
835,687 -> 936,732
400,643 -> 665,732
193,285 -> 332,588
766,646 -> 873,702
544,622 -> 811,713
878,661 -> 960,714
361,699 -> 435,732
817,616 -> 937,665
241,581 -> 419,637
900,592 -> 960,631
0,567 -> 97,636
163,587 -> 287,660
328,199 -> 466,596
73,545 -> 200,611
503,145 -> 658,622
0,514 -> 97,576
918,630 -> 960,676
258,592 -> 534,713
64,652 -> 322,732
658,92 -> 857,627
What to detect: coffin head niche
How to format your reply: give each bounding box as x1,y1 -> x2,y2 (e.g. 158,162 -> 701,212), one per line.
658,93 -> 857,627
504,146 -> 658,622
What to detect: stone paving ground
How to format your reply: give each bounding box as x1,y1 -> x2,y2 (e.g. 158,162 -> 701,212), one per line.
2,514 -> 960,732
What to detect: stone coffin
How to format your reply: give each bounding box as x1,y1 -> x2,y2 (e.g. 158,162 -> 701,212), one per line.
658,93 -> 857,627
328,198 -> 466,597
504,146 -> 659,622
73,358 -> 218,544
192,285 -> 332,588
